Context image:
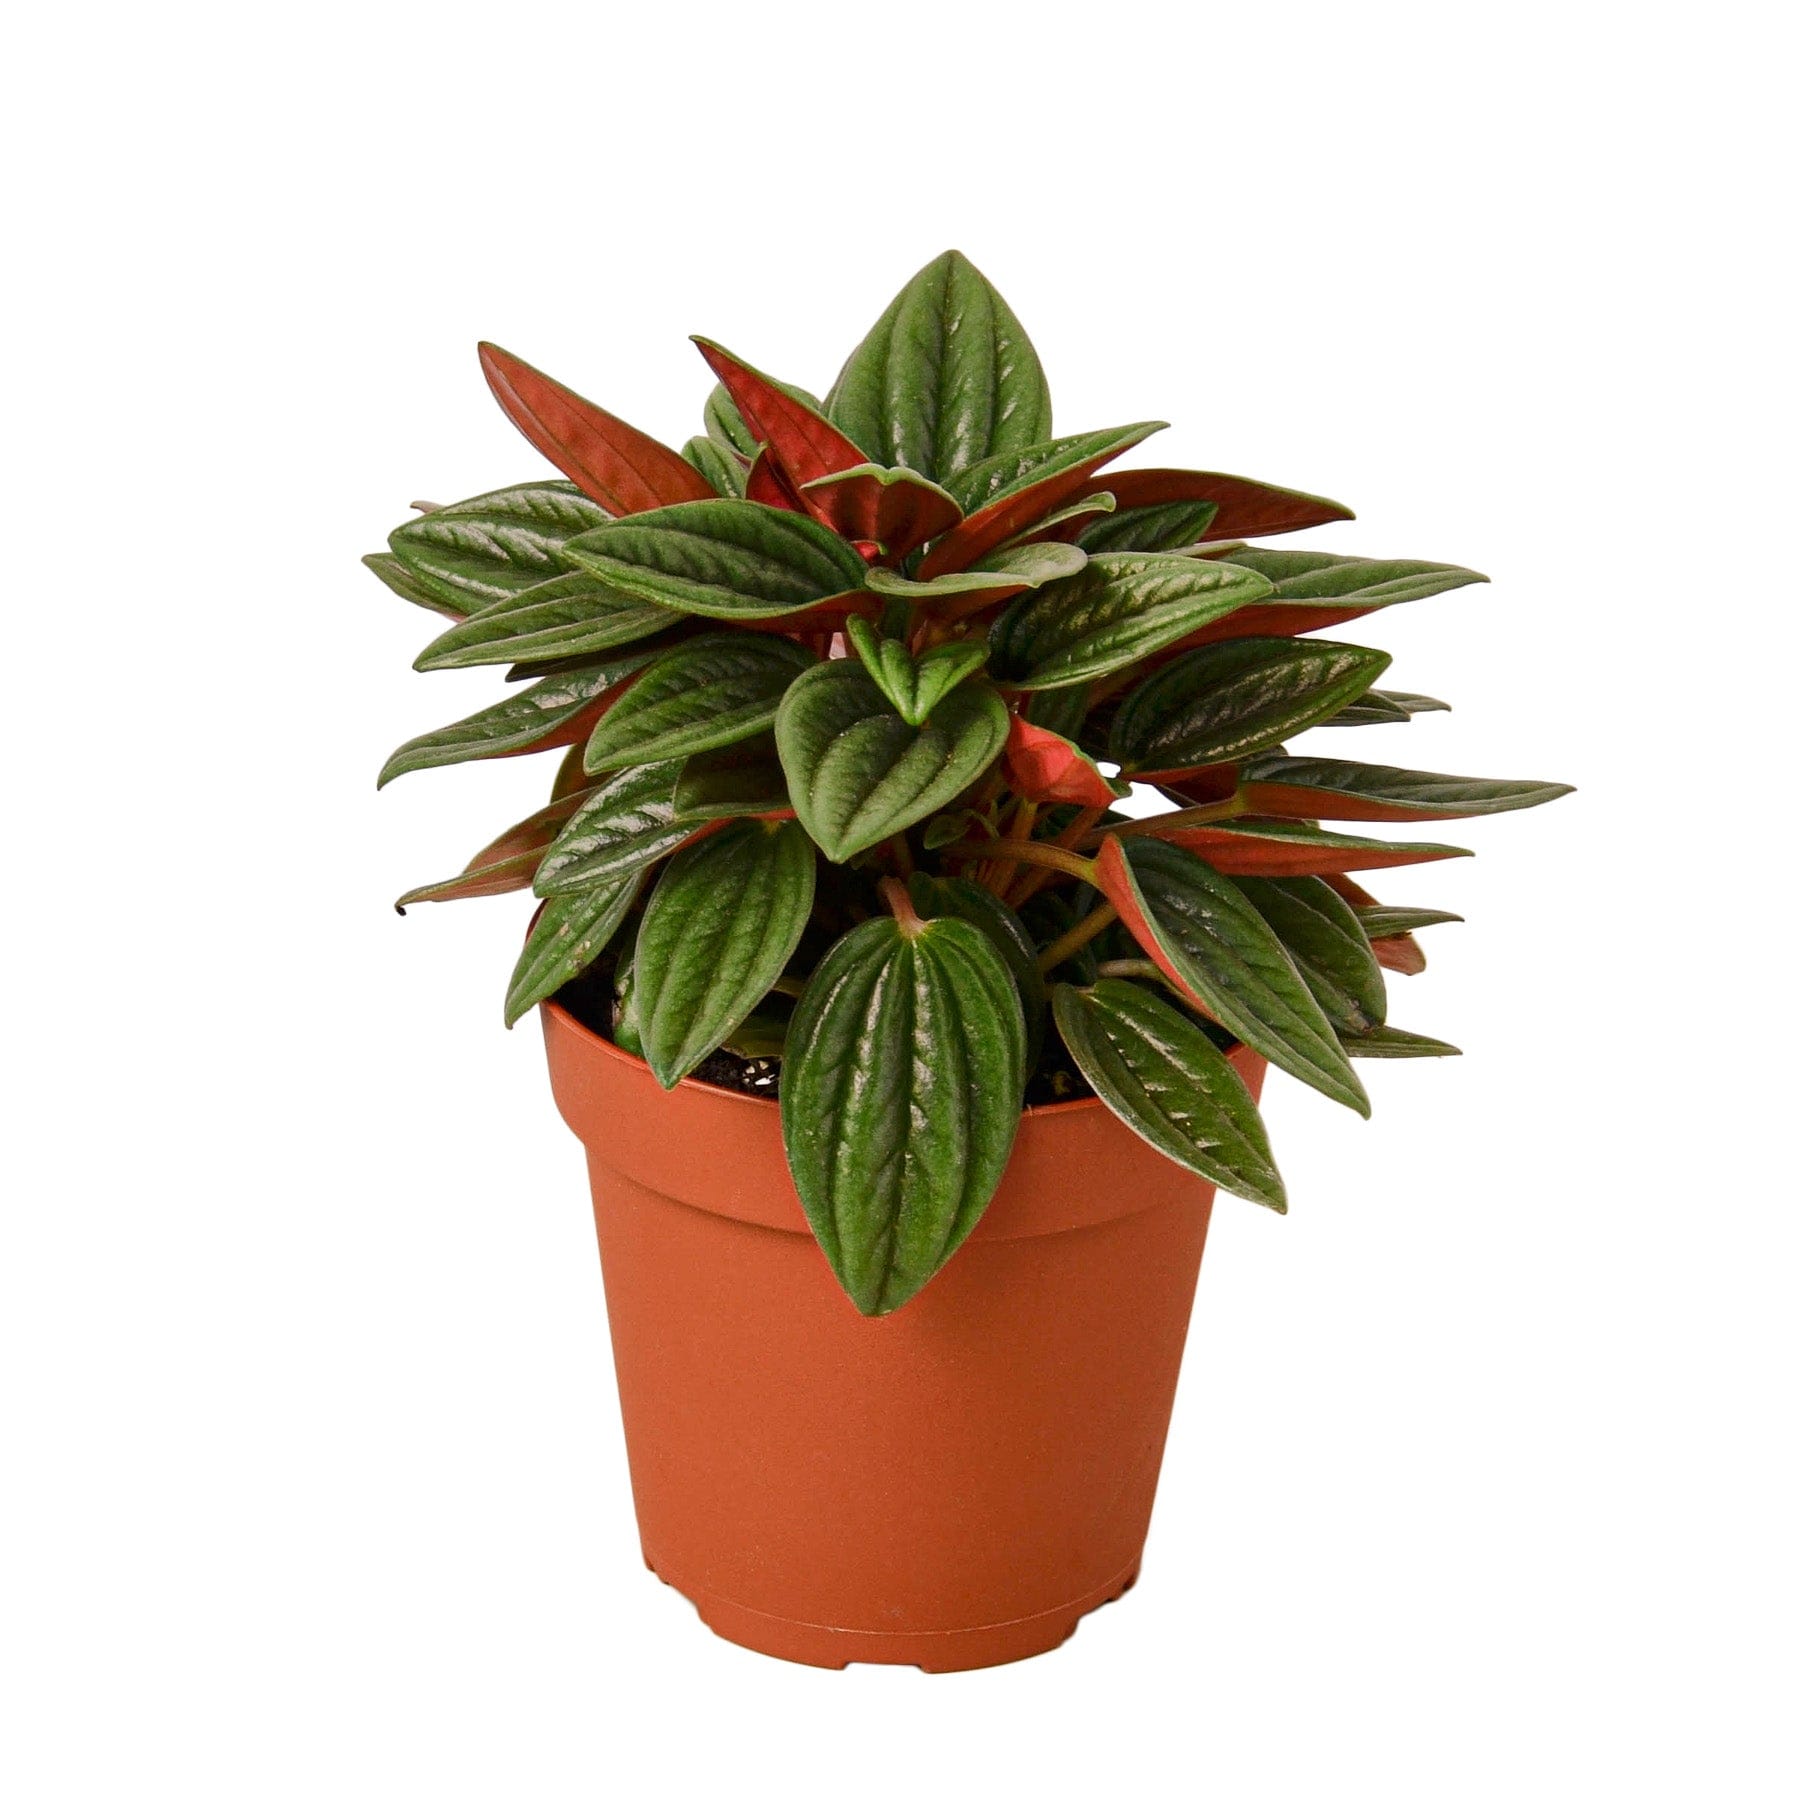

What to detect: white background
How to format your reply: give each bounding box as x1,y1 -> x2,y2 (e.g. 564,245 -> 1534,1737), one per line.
5,4 -> 1794,1795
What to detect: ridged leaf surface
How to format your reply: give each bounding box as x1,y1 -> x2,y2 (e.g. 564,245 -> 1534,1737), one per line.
413,572 -> 679,671
560,499 -> 871,619
1052,980 -> 1285,1210
781,915 -> 1026,1314
1094,837 -> 1369,1115
632,820 -> 816,1087
582,635 -> 814,773
388,483 -> 610,609
826,250 -> 1053,482
503,874 -> 643,1027
1110,637 -> 1391,773
987,554 -> 1273,690
1235,876 -> 1387,1032
534,761 -> 701,894
776,662 -> 1009,861
1238,754 -> 1574,821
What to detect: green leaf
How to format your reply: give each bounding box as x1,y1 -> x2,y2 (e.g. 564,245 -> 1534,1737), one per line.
581,634 -> 815,774
781,914 -> 1027,1314
998,491 -> 1117,549
1338,1025 -> 1462,1058
1237,754 -> 1575,821
1094,837 -> 1369,1115
363,551 -> 467,621
632,820 -> 816,1087
1051,981 -> 1285,1210
671,734 -> 790,820
1234,876 -> 1387,1032
559,499 -> 871,619
825,249 -> 1053,482
987,553 -> 1274,690
503,874 -> 643,1028
413,572 -> 679,671
387,483 -> 610,609
1354,904 -> 1463,936
704,382 -> 762,458
1318,689 -> 1451,727
908,872 -> 1048,1067
865,541 -> 1085,611
776,661 -> 1009,862
845,617 -> 989,726
534,761 -> 699,894
682,435 -> 748,497
1025,684 -> 1090,740
1222,549 -> 1488,610
1078,498 -> 1220,554
1109,637 -> 1391,774
376,652 -> 656,787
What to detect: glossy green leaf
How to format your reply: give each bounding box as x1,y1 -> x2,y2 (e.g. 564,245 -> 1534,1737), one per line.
999,491 -> 1117,548
682,435 -> 747,497
387,482 -> 610,610
1234,876 -> 1387,1032
987,553 -> 1274,690
1052,981 -> 1285,1210
1223,549 -> 1488,609
671,734 -> 790,820
560,499 -> 871,619
776,661 -> 1009,862
1094,837 -> 1369,1115
1338,1025 -> 1462,1058
478,344 -> 713,513
632,820 -> 816,1086
1318,689 -> 1451,727
413,572 -> 679,671
582,634 -> 814,774
781,913 -> 1026,1314
908,872 -> 1047,1066
1354,904 -> 1463,936
503,873 -> 643,1028
363,551 -> 467,621
376,653 -> 655,787
395,791 -> 590,909
1025,684 -> 1090,741
865,541 -> 1086,613
826,249 -> 1053,482
1109,637 -> 1391,774
1237,754 -> 1575,821
845,617 -> 988,726
534,761 -> 701,894
1078,498 -> 1220,554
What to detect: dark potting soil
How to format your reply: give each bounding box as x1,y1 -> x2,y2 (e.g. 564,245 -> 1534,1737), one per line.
551,958 -> 1101,1108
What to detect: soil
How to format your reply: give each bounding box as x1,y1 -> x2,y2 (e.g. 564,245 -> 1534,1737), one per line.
551,957 -> 1102,1107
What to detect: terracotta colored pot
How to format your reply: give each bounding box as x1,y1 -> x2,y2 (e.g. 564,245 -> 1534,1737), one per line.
542,998 -> 1267,1672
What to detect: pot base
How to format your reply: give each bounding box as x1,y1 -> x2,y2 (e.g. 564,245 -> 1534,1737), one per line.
645,1551 -> 1143,1673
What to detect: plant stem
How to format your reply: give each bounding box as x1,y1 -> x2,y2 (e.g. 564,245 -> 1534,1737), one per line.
880,876 -> 925,936
1035,902 -> 1120,974
1009,803 -> 1106,908
943,839 -> 1097,883
885,831 -> 916,878
990,799 -> 1039,903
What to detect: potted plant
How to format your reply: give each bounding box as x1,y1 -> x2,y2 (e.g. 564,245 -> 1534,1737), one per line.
370,251 -> 1570,1671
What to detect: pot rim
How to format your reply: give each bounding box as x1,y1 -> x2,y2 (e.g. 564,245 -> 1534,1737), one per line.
541,997 -> 1251,1118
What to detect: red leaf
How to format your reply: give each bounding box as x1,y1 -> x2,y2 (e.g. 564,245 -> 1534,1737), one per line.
1123,821 -> 1467,876
478,344 -> 712,514
1238,782 -> 1445,825
396,791 -> 593,909
1004,717 -> 1121,808
799,467 -> 962,558
1091,837 -> 1214,1015
693,338 -> 866,490
744,446 -> 808,513
920,451 -> 1138,579
1081,469 -> 1353,540
1371,935 -> 1427,975
1159,600 -> 1374,654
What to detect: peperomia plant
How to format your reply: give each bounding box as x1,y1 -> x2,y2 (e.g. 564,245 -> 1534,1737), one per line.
373,251 -> 1570,1316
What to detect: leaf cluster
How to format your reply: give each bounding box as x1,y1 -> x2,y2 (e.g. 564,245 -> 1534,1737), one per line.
372,251 -> 1570,1314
